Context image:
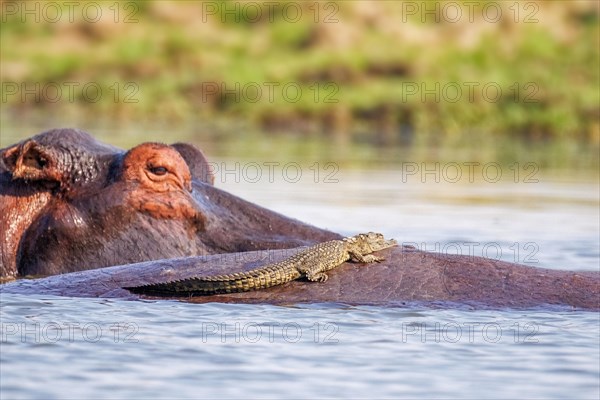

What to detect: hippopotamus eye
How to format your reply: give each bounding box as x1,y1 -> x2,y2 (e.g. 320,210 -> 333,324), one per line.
149,166 -> 168,176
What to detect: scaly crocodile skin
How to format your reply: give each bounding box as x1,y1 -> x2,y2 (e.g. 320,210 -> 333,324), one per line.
126,232 -> 397,296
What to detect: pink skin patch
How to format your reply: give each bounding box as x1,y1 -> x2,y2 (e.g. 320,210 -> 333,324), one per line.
121,143 -> 204,230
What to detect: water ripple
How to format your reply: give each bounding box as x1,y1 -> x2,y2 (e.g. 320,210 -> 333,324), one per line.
1,294 -> 599,399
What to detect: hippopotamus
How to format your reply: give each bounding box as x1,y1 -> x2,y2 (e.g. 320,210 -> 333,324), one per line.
1,129 -> 598,310
0,128 -> 338,279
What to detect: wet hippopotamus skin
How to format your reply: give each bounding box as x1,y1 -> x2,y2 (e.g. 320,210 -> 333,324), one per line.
1,129 -> 598,310
2,246 -> 598,310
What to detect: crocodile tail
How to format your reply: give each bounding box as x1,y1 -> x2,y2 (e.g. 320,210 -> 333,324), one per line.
125,265 -> 301,296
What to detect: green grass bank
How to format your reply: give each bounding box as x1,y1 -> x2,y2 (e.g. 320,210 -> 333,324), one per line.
1,1 -> 599,152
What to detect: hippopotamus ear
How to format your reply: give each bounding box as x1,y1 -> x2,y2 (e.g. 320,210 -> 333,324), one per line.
0,147 -> 9,173
170,143 -> 215,185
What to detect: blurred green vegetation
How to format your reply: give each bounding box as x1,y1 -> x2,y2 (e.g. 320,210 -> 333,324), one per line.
1,0 -> 599,153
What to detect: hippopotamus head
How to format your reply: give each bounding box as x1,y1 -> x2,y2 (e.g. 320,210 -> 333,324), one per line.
0,129 -> 338,278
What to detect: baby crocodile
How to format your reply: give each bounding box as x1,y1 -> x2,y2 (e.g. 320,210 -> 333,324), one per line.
126,232 -> 397,296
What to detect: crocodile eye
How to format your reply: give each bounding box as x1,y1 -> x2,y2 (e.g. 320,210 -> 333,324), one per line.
149,166 -> 168,176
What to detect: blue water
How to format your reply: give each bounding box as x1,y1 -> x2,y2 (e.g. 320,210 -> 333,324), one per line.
1,170 -> 599,399
1,296 -> 599,399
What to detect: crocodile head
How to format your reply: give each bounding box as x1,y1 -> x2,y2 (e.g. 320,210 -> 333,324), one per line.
345,232 -> 398,253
